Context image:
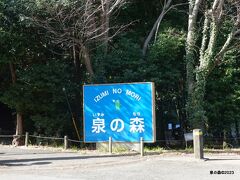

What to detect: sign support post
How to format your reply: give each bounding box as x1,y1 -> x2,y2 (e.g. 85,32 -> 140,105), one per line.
64,135 -> 68,150
109,137 -> 112,154
25,132 -> 29,147
140,137 -> 144,157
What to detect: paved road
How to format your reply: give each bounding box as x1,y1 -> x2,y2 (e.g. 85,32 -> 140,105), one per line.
0,145 -> 240,180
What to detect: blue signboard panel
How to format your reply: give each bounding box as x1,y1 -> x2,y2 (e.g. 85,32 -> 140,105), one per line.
83,82 -> 155,142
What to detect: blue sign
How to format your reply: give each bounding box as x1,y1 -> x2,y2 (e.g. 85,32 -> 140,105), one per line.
83,82 -> 155,143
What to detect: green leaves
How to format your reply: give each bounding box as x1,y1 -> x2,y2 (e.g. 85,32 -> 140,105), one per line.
147,28 -> 186,93
0,0 -> 239,140
205,49 -> 240,134
93,38 -> 143,83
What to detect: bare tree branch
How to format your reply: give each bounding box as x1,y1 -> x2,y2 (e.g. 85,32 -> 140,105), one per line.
142,0 -> 172,57
31,0 -> 126,76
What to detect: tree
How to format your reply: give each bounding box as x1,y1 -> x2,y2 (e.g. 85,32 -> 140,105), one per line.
142,0 -> 188,56
0,0 -> 31,144
205,48 -> 240,145
142,0 -> 173,56
99,0 -> 125,54
186,0 -> 240,129
30,0 -> 125,78
0,0 -> 77,143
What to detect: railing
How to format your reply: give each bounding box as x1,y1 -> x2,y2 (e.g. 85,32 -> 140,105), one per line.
1,132 -> 240,155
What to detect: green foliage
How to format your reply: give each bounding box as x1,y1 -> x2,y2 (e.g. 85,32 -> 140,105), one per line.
0,60 -> 77,136
0,0 -> 239,143
205,49 -> 240,136
145,28 -> 186,131
0,0 -> 76,137
146,28 -> 186,97
93,38 -> 143,83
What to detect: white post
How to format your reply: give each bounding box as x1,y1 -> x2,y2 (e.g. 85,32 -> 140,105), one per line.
64,135 -> 68,150
109,137 -> 112,154
140,137 -> 144,157
25,132 -> 29,147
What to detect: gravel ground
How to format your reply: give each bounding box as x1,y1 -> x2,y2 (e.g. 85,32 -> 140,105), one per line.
1,145 -> 240,180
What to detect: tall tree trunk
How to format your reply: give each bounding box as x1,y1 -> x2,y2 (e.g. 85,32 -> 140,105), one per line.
9,62 -> 24,145
191,0 -> 221,129
12,113 -> 24,146
185,0 -> 202,127
193,67 -> 207,128
80,44 -> 94,77
15,113 -> 23,135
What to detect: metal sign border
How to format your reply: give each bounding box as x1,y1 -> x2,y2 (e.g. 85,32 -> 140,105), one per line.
83,82 -> 156,143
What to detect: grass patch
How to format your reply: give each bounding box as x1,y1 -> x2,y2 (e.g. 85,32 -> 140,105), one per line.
113,145 -> 129,153
144,146 -> 164,153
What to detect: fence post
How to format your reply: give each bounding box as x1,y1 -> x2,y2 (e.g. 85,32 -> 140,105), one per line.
193,129 -> 204,159
140,137 -> 144,157
64,135 -> 68,150
109,137 -> 112,154
25,132 -> 29,147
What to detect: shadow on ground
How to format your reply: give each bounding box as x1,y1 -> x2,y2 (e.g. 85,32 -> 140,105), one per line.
0,153 -> 139,166
204,158 -> 240,161
0,161 -> 52,167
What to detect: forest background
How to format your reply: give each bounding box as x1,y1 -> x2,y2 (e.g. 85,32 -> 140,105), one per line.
0,0 -> 239,146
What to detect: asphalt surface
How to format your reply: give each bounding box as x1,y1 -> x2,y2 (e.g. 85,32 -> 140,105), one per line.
1,145 -> 240,180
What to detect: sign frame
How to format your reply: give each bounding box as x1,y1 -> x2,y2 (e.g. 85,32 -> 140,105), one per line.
83,82 -> 156,143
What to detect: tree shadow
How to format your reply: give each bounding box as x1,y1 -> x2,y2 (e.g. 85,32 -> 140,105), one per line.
0,153 -> 139,165
204,158 -> 240,161
0,161 -> 52,167
0,152 -> 68,156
